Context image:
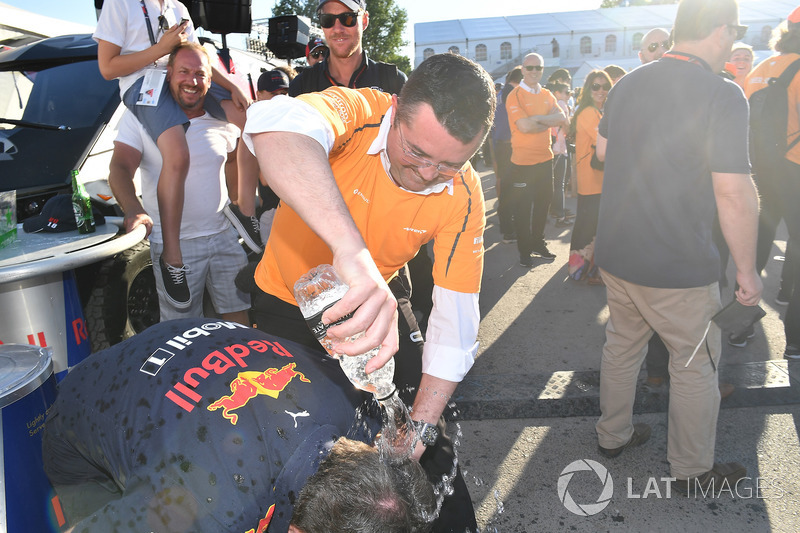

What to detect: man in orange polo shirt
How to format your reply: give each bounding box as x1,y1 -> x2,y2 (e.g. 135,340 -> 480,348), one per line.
507,53 -> 568,267
243,53 -> 494,532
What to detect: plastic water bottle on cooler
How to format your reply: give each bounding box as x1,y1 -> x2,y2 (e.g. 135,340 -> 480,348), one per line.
294,264 -> 396,399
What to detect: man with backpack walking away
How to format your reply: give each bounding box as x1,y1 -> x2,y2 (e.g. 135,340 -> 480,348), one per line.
744,6 -> 800,358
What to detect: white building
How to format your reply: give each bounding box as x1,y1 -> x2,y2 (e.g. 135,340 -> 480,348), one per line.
414,0 -> 795,84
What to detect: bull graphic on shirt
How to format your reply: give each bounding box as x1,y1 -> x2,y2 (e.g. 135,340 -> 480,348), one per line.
207,363 -> 310,425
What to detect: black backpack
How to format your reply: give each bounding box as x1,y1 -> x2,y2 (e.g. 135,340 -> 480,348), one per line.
748,57 -> 800,175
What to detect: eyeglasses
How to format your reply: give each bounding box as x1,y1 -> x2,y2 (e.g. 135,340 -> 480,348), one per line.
646,40 -> 670,53
319,11 -> 360,28
727,24 -> 748,40
397,123 -> 464,178
524,65 -> 544,72
591,82 -> 611,91
310,49 -> 327,59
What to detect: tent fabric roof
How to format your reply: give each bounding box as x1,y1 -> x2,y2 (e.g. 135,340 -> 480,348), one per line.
415,0 -> 796,46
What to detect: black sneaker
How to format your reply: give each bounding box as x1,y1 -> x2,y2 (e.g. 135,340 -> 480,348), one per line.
520,254 -> 533,268
598,423 -> 651,458
727,325 -> 755,347
224,204 -> 263,253
502,233 -> 517,244
159,257 -> 191,309
784,344 -> 800,360
531,243 -> 556,260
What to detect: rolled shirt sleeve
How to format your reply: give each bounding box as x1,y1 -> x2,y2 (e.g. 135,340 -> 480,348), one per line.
421,286 -> 480,382
242,95 -> 335,156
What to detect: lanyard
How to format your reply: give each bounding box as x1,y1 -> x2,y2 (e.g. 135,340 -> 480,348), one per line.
139,0 -> 157,47
661,51 -> 712,72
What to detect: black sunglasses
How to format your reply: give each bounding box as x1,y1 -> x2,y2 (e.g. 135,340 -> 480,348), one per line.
728,24 -> 748,41
524,65 -> 544,72
647,40 -> 670,53
319,12 -> 359,28
591,82 -> 611,91
310,49 -> 327,59
157,15 -> 170,33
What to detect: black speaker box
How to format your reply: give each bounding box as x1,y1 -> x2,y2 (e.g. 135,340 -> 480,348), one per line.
188,0 -> 252,35
267,15 -> 311,59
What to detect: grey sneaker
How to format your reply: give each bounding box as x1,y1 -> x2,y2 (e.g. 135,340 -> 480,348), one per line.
598,423 -> 651,458
672,462 -> 747,497
159,257 -> 191,309
224,204 -> 263,253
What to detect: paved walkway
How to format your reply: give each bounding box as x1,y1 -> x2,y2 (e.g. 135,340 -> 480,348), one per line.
451,165 -> 800,532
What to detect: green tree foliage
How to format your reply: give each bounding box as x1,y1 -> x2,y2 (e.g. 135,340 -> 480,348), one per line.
270,0 -> 410,73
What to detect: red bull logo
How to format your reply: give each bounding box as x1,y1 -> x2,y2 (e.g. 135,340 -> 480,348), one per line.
245,504 -> 274,533
207,363 -> 311,425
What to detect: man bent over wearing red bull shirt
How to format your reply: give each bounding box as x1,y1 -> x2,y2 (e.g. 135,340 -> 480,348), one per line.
42,318 -> 435,533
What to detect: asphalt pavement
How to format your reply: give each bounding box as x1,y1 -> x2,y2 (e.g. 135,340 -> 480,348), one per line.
449,164 -> 800,532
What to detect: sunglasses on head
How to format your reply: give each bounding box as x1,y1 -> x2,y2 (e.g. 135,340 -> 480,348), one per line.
310,49 -> 327,59
727,24 -> 748,41
319,11 -> 359,28
591,82 -> 611,91
524,65 -> 544,72
647,40 -> 670,53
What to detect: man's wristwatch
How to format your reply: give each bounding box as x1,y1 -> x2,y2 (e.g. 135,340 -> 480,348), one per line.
414,420 -> 440,447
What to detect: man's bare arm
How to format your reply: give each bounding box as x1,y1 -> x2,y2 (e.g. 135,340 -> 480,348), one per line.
712,171 -> 762,305
250,131 -> 399,366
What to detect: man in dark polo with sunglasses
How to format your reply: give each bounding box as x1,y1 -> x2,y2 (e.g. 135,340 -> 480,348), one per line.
243,53 -> 494,531
594,0 -> 761,495
288,0 -> 406,97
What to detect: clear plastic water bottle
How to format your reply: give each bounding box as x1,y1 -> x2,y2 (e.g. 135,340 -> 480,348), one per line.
293,264 -> 396,399
294,264 -> 419,461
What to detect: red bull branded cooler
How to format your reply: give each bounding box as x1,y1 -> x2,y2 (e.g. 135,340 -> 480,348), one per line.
0,344 -> 59,533
0,270 -> 91,381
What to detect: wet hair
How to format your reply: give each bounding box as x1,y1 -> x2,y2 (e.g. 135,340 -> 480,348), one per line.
568,70 -> 612,141
772,20 -> 800,54
167,41 -> 211,69
290,439 -> 436,533
673,0 -> 739,43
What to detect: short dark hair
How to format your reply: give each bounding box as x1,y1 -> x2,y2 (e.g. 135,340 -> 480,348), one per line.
396,53 -> 496,145
506,65 -> 523,85
290,439 -> 436,533
604,64 -> 626,80
673,0 -> 739,43
549,82 -> 570,95
548,68 -> 572,85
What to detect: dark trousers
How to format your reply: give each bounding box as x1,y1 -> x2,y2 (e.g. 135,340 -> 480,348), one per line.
781,160 -> 800,346
511,160 -> 554,257
552,153 -> 570,218
492,140 -> 515,235
251,277 -> 478,532
569,193 -> 600,252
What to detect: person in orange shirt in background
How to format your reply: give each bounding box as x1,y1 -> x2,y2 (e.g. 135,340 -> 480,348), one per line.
730,42 -> 754,88
567,70 -> 611,285
744,7 -> 800,357
506,53 -> 568,267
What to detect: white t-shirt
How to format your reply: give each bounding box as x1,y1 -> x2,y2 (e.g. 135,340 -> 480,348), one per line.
93,0 -> 196,95
115,110 -> 239,243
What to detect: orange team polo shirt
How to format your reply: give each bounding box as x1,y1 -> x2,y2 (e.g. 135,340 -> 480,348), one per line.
254,87 -> 486,306
745,52 -> 800,165
574,107 -> 604,196
506,85 -> 558,166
